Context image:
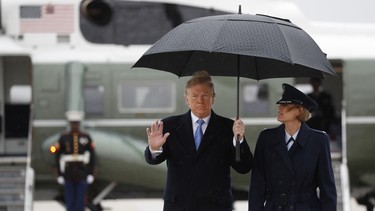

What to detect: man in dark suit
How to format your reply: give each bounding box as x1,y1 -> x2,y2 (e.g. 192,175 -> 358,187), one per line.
307,78 -> 337,140
145,70 -> 253,211
248,83 -> 337,211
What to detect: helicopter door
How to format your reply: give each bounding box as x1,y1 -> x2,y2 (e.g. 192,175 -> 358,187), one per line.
0,55 -> 32,155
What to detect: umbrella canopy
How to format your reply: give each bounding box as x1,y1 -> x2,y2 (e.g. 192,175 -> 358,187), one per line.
132,13 -> 337,161
133,13 -> 337,79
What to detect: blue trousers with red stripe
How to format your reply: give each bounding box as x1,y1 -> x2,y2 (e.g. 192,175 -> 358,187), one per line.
64,180 -> 88,211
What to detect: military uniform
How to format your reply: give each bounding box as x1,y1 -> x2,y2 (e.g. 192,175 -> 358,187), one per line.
55,111 -> 95,211
306,78 -> 337,138
307,91 -> 336,135
56,131 -> 95,182
249,84 -> 337,211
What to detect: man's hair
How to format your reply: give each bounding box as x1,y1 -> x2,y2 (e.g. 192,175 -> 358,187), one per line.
185,70 -> 216,97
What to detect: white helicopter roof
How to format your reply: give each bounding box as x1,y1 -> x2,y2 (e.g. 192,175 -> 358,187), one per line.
2,0 -> 375,61
0,36 -> 30,56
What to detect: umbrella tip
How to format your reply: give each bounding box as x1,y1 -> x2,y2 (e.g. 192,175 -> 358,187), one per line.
238,5 -> 242,14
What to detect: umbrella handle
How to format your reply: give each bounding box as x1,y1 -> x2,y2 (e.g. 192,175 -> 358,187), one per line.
235,134 -> 241,162
235,56 -> 241,162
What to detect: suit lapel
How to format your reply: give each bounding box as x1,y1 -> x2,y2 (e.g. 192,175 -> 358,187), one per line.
175,111 -> 225,156
273,125 -> 295,176
196,111 -> 221,154
291,123 -> 311,174
175,111 -> 196,155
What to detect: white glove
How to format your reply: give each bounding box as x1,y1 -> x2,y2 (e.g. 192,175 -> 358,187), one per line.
86,175 -> 94,184
57,176 -> 65,185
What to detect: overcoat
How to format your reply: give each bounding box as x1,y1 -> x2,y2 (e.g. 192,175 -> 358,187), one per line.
248,122 -> 336,211
145,110 -> 253,211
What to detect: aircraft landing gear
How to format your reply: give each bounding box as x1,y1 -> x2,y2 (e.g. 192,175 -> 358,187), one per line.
366,204 -> 374,211
86,203 -> 103,211
356,190 -> 375,211
367,196 -> 375,211
88,181 -> 117,211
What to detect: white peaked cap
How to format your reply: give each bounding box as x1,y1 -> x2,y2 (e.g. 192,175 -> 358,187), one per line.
65,111 -> 84,122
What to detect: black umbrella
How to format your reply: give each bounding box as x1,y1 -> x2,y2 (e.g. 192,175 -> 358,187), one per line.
133,11 -> 337,160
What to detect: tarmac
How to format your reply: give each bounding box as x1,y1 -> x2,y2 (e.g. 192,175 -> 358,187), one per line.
34,198 -> 366,211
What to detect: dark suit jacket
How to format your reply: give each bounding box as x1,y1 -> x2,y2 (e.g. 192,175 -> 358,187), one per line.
145,110 -> 253,211
248,122 -> 337,211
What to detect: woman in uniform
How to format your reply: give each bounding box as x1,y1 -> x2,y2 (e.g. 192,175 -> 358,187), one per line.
248,83 -> 337,211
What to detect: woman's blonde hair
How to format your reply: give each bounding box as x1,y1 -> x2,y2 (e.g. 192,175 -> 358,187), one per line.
285,104 -> 312,122
296,105 -> 312,122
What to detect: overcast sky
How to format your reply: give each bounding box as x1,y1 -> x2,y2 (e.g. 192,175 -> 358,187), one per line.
293,0 -> 375,23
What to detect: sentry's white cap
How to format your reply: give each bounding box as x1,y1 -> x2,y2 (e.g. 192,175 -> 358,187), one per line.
65,111 -> 84,122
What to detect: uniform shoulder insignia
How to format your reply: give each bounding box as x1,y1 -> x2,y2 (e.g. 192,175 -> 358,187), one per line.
311,128 -> 326,134
261,127 -> 270,133
259,128 -> 274,137
262,127 -> 279,132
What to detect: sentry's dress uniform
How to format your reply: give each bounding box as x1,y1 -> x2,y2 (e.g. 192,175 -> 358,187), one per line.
55,111 -> 95,211
249,84 -> 337,211
56,131 -> 95,182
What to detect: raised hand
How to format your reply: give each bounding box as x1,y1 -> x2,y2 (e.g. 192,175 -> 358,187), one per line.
146,120 -> 170,151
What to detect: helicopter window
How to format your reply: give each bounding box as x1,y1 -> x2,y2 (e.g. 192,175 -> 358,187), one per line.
118,81 -> 176,113
4,104 -> 30,138
5,84 -> 31,138
84,85 -> 105,115
79,1 -> 228,45
242,83 -> 270,116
